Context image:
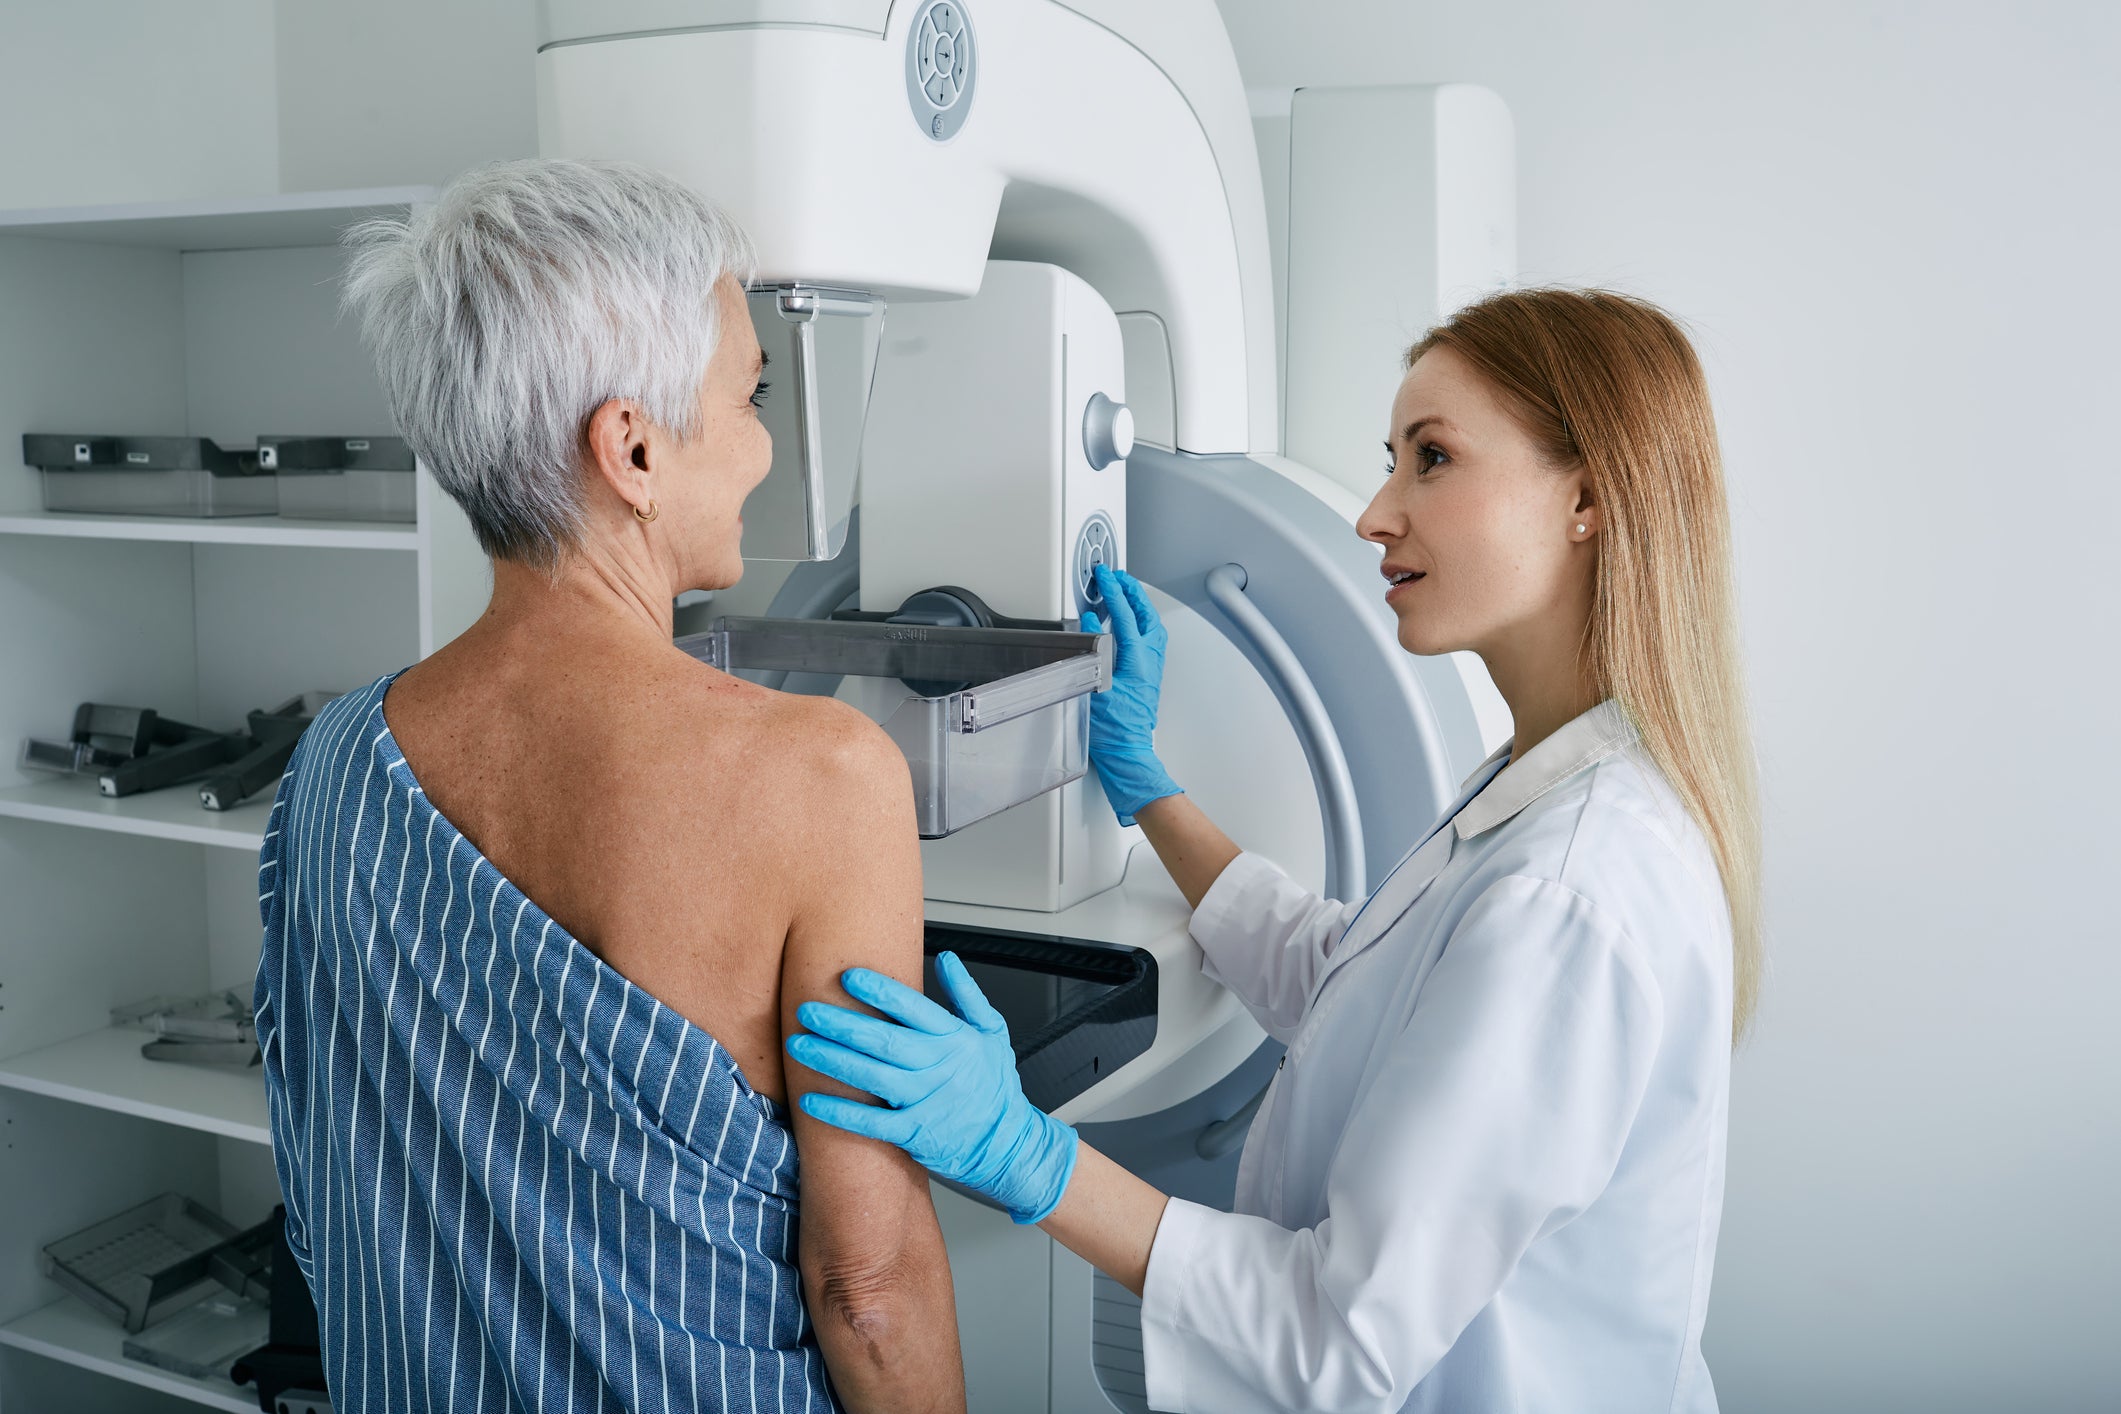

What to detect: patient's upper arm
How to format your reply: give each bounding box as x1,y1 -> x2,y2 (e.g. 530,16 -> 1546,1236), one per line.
776,699 -> 957,1353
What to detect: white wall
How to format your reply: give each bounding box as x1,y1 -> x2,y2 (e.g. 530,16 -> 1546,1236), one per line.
1215,1 -> 2121,1409
0,0 -> 538,211
271,0 -> 537,192
0,1 -> 278,208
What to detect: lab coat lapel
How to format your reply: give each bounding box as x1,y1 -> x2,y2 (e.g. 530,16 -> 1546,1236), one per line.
1311,750 -> 1510,997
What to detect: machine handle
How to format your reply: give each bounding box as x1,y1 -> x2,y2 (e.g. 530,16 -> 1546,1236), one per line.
1203,563 -> 1367,902
955,637 -> 1112,733
1195,1076 -> 1271,1160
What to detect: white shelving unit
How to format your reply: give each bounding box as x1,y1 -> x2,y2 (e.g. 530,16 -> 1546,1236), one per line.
0,508 -> 420,552
0,186 -> 486,1411
0,777 -> 273,850
0,1297 -> 255,1413
0,185 -> 438,253
0,1028 -> 269,1145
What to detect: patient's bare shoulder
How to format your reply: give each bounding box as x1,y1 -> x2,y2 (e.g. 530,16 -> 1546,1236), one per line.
786,692 -> 910,789
663,651 -> 914,848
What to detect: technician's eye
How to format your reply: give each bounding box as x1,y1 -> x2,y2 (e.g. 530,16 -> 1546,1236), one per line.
749,380 -> 772,410
1414,442 -> 1448,474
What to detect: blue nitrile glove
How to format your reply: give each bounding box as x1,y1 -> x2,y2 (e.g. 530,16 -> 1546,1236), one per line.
1079,564 -> 1183,825
787,954 -> 1079,1225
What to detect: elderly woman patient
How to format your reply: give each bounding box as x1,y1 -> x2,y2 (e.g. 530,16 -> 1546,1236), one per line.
253,159 -> 964,1413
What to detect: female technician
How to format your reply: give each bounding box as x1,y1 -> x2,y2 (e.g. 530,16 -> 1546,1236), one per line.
790,287 -> 1761,1414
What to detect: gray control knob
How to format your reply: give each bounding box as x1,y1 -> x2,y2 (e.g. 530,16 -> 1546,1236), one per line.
1082,393 -> 1135,471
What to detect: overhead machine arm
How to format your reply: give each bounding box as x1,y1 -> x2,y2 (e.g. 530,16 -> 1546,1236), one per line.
539,0 -> 1277,455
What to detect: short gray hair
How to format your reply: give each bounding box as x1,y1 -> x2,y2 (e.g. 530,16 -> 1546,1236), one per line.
343,158 -> 755,568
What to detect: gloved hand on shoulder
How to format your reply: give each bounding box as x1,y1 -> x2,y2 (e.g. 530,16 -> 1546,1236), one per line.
787,953 -> 1079,1225
1079,564 -> 1183,825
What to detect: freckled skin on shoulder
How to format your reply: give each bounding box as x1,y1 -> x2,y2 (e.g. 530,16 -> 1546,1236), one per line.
383,622 -> 911,1108
642,652 -> 922,1105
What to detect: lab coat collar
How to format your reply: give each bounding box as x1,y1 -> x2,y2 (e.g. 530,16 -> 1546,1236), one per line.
1452,700 -> 1637,840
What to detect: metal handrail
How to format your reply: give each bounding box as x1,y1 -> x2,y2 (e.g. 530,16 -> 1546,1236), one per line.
1196,1076 -> 1272,1160
1202,563 -> 1366,902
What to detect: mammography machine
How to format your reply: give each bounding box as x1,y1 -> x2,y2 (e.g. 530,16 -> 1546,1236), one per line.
537,3 -> 1513,1407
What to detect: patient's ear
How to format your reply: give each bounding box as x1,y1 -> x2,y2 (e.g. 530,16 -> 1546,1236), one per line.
585,398 -> 656,512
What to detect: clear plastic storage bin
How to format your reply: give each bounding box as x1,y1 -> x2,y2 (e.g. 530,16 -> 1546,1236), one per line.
678,617 -> 1112,838
41,1194 -> 240,1332
24,435 -> 274,518
122,1291 -> 270,1380
259,435 -> 415,523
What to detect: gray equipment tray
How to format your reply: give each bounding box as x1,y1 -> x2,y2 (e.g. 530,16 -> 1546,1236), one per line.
677,616 -> 1111,837
25,435 -> 274,517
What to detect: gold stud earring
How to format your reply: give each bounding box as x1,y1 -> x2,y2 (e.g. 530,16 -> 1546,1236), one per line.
634,501 -> 659,523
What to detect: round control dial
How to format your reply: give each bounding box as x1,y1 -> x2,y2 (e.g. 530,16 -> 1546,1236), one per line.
1082,392 -> 1135,470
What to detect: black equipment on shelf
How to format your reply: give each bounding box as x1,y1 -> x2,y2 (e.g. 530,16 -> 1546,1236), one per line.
19,703 -> 204,787
197,694 -> 333,811
230,1206 -> 331,1412
17,692 -> 333,808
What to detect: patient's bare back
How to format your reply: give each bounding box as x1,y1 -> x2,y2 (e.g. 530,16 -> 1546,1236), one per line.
382,616 -> 906,1105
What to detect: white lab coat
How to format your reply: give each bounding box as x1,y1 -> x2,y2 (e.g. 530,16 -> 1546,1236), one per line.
1138,701 -> 1732,1414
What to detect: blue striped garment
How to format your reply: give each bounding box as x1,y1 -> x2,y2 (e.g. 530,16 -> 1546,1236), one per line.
254,673 -> 839,1413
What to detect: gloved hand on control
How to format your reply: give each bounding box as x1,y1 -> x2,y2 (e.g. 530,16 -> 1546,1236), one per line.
1079,564 -> 1184,825
787,953 -> 1080,1225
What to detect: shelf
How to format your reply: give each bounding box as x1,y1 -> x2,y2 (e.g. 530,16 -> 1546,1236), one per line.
0,1295 -> 255,1412
0,184 -> 438,253
0,509 -> 418,550
0,776 -> 273,851
0,1027 -> 269,1145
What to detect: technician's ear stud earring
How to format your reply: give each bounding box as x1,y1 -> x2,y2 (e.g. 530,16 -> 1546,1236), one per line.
1576,523 -> 1587,534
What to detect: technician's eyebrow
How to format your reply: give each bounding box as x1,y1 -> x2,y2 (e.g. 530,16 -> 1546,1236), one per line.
1394,414 -> 1450,447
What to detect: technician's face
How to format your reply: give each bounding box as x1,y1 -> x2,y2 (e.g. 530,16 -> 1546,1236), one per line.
1357,347 -> 1591,659
655,275 -> 773,590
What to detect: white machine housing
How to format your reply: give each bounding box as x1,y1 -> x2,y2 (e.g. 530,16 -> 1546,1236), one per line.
537,0 -> 1276,454
860,259 -> 1131,912
1261,83 -> 1518,500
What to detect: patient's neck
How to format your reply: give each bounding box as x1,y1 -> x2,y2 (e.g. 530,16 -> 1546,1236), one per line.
485,547 -> 676,649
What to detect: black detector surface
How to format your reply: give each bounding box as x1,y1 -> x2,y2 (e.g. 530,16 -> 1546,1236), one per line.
921,923 -> 1158,1112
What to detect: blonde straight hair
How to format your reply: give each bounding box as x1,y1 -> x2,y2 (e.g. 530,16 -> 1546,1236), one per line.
1409,289 -> 1762,1041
